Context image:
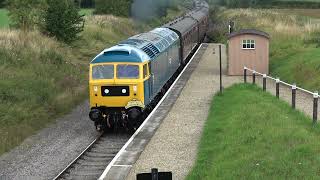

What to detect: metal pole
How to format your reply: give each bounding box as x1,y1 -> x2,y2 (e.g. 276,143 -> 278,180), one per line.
244,67 -> 247,83
252,71 -> 256,84
263,74 -> 266,91
151,168 -> 159,180
219,45 -> 222,93
292,84 -> 296,109
276,78 -> 280,99
313,92 -> 318,124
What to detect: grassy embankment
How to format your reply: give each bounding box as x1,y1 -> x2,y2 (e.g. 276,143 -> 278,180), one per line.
0,9 -> 8,28
187,84 -> 320,179
216,8 -> 320,92
0,7 -> 184,155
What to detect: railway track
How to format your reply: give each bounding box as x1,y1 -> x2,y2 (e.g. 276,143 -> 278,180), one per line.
53,133 -> 131,180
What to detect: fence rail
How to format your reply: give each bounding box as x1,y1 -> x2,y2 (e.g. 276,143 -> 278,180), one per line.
244,67 -> 319,124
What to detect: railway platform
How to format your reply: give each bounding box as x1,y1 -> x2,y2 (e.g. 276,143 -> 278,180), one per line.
99,43 -> 241,180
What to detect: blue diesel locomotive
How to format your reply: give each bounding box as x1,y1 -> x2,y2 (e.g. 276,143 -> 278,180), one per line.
89,1 -> 209,131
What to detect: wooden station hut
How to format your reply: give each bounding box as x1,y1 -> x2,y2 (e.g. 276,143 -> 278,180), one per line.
228,29 -> 270,75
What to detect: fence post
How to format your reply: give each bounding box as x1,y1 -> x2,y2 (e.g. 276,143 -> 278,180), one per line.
276,78 -> 280,99
151,168 -> 159,180
219,45 -> 223,93
263,74 -> 267,91
244,67 -> 247,83
292,84 -> 296,109
313,92 -> 318,125
252,71 -> 256,84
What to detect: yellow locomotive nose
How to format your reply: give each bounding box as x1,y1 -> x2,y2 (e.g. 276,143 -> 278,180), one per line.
89,83 -> 143,108
89,63 -> 146,109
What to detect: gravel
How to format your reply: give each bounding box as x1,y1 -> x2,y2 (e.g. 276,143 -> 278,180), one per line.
0,101 -> 100,180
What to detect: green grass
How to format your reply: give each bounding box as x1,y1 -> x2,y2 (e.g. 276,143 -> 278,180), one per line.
0,9 -> 9,28
276,9 -> 320,18
187,84 -> 320,179
80,8 -> 94,16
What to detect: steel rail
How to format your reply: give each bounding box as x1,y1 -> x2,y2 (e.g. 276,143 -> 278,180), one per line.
52,132 -> 104,180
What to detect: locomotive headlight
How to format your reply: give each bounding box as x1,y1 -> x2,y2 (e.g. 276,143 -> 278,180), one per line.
93,86 -> 98,93
133,85 -> 138,93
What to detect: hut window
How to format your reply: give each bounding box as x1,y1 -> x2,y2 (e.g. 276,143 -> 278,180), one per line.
242,39 -> 255,49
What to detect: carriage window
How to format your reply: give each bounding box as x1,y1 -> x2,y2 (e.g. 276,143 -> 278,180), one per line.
92,65 -> 114,79
117,64 -> 140,79
242,39 -> 255,49
143,64 -> 148,78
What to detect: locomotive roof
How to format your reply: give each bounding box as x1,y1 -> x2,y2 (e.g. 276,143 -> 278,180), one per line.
163,16 -> 198,36
163,2 -> 209,35
91,28 -> 179,64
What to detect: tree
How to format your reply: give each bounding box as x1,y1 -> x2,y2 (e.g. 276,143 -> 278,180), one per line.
80,0 -> 94,8
95,0 -> 132,17
6,0 -> 46,31
0,0 -> 6,8
43,0 -> 84,43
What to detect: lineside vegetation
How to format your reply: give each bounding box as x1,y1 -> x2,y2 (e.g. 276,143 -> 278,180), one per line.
187,84 -> 320,179
0,1 -> 185,155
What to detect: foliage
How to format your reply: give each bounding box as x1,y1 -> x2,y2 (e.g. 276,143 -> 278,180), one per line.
0,0 -> 5,8
80,0 -> 95,8
94,0 -> 132,17
6,0 -> 46,31
187,84 -> 320,179
43,0 -> 84,43
0,9 -> 9,28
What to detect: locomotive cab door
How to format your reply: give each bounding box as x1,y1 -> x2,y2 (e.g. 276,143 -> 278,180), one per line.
148,63 -> 154,99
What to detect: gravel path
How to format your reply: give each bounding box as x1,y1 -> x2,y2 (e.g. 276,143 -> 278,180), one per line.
0,101 -> 100,180
126,44 -> 241,180
248,75 -> 319,121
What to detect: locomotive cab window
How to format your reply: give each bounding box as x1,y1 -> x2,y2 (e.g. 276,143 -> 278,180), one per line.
92,65 -> 114,80
242,39 -> 255,49
117,64 -> 140,79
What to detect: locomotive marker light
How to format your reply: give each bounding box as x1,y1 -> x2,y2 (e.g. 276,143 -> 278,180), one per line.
94,86 -> 98,92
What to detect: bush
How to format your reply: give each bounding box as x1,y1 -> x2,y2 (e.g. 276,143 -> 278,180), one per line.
94,0 -> 132,17
43,0 -> 84,43
6,0 -> 46,31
